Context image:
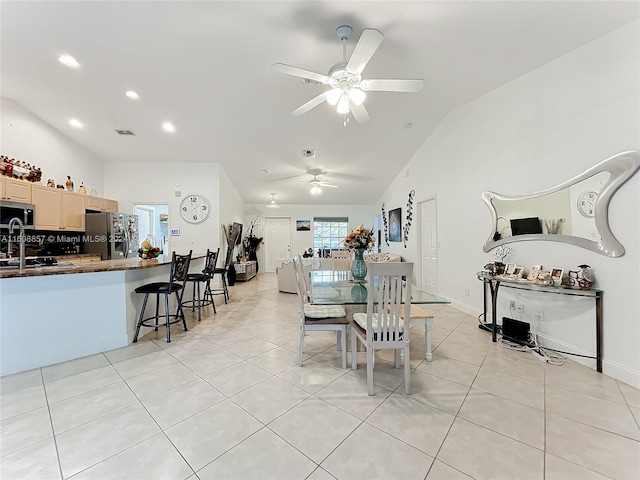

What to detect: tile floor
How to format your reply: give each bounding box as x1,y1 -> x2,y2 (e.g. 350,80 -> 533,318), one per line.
1,273 -> 639,480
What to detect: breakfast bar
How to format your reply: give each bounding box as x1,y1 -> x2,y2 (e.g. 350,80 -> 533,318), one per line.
0,255 -> 203,376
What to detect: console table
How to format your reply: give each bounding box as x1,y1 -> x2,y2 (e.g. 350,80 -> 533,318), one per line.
235,261 -> 257,281
476,273 -> 603,372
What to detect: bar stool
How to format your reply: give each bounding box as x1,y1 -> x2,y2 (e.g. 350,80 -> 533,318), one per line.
182,248 -> 219,321
133,250 -> 192,343
212,247 -> 234,304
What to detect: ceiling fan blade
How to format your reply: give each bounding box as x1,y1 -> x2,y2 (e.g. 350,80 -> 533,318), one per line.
350,102 -> 370,123
360,78 -> 424,93
318,182 -> 338,188
346,29 -> 383,75
291,93 -> 327,116
272,63 -> 330,84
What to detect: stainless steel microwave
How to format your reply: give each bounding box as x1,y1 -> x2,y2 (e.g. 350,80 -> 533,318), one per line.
0,201 -> 35,229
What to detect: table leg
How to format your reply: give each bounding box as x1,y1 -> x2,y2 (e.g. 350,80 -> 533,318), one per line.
425,318 -> 433,361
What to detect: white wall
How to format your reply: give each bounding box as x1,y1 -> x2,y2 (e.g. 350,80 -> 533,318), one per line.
219,167 -> 245,260
377,22 -> 640,386
105,162 -> 224,256
243,204 -> 375,267
1,97 -> 105,193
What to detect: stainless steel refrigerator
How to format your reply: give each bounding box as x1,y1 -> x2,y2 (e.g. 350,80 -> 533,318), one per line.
84,212 -> 139,260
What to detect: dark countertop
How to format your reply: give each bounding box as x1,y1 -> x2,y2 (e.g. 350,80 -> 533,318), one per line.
0,254 -> 204,279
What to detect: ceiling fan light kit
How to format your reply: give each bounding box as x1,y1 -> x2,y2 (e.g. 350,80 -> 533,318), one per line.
272,25 -> 424,123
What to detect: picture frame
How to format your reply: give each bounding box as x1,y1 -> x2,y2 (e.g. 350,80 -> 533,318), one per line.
512,265 -> 524,278
504,263 -> 517,275
527,265 -> 541,281
388,208 -> 402,242
551,267 -> 564,286
296,220 -> 311,231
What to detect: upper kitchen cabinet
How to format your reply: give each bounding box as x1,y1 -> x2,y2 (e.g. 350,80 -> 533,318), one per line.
0,177 -> 33,203
86,195 -> 118,212
32,185 -> 85,231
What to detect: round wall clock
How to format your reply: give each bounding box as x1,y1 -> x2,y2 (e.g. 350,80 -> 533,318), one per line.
577,191 -> 598,218
180,194 -> 211,224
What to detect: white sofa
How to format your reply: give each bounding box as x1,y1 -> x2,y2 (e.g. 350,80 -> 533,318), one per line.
275,253 -> 402,293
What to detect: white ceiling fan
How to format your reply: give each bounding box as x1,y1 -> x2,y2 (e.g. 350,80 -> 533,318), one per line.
297,169 -> 338,195
272,25 -> 424,123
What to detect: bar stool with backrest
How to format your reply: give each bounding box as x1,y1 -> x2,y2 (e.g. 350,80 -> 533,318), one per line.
212,247 -> 235,304
133,250 -> 192,343
182,248 -> 219,321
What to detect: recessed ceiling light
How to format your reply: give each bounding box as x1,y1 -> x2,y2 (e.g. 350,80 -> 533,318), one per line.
162,122 -> 176,133
125,90 -> 139,99
261,169 -> 271,174
69,118 -> 83,128
58,54 -> 79,68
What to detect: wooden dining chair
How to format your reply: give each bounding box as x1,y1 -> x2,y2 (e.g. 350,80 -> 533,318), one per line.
293,255 -> 348,369
350,261 -> 414,395
330,250 -> 352,275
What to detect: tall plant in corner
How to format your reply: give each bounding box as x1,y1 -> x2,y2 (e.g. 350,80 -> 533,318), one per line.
243,215 -> 263,271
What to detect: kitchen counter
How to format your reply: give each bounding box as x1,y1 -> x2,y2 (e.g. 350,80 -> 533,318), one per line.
0,255 -> 177,279
1,254 -> 206,376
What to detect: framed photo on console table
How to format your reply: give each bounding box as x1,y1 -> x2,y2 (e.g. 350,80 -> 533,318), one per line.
551,268 -> 564,286
527,265 -> 541,281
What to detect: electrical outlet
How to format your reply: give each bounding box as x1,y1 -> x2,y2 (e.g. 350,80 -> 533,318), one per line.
509,300 -> 516,310
516,303 -> 525,314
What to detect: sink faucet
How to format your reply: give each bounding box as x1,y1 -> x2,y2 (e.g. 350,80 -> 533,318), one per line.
8,217 -> 26,271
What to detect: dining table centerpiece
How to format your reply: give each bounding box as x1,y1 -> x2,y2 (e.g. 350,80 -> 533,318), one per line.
343,224 -> 375,282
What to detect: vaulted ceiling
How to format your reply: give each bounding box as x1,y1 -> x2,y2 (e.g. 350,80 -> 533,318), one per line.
2,1 -> 638,206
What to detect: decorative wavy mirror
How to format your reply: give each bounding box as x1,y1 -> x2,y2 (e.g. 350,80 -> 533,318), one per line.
482,150 -> 640,257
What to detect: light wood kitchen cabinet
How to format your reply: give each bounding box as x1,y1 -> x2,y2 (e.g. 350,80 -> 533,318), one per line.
32,185 -> 85,231
0,177 -> 33,203
85,195 -> 118,212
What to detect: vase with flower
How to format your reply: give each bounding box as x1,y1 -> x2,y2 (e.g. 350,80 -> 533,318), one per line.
343,224 -> 375,282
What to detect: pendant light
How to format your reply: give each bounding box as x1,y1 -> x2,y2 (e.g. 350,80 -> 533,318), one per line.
266,193 -> 280,208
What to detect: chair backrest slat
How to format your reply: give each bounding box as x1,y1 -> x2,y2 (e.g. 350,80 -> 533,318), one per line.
367,262 -> 413,341
170,250 -> 193,286
293,254 -> 308,317
203,248 -> 219,276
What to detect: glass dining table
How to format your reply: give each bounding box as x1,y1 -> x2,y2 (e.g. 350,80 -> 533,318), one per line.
308,270 -> 450,306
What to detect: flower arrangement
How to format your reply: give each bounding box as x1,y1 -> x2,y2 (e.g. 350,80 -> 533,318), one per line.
343,225 -> 375,252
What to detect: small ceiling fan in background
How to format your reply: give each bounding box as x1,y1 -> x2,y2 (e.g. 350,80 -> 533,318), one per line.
272,25 -> 424,123
294,169 -> 339,195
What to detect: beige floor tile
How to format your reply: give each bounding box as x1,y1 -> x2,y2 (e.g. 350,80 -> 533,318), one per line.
165,399 -> 262,471
44,364 -> 122,404
472,367 -> 544,410
163,337 -> 219,360
545,360 -> 625,404
41,354 -> 109,382
142,378 -> 226,429
49,381 -> 137,433
124,362 -> 198,400
544,453 -> 612,480
223,337 -> 280,359
406,370 -> 470,415
0,406 -> 53,457
206,328 -> 254,347
277,360 -> 346,393
315,374 -> 392,420
631,406 -> 640,426
111,349 -> 178,380
231,376 -> 309,423
0,437 -> 61,480
0,383 -> 47,421
438,418 -> 543,480
416,355 -> 480,386
0,368 -> 43,396
348,360 -> 409,392
283,335 -> 335,357
618,380 -> 640,408
306,467 -> 338,480
197,427 -> 317,480
202,361 -> 272,396
321,422 -> 433,480
269,396 -> 361,463
546,413 -> 640,479
458,389 -> 544,449
56,403 -> 160,478
72,433 -> 193,480
433,341 -> 488,366
247,346 -> 300,374
481,348 -> 545,383
426,460 -> 474,480
546,385 -> 639,440
366,392 -> 455,456
180,348 -> 244,376
103,338 -> 162,363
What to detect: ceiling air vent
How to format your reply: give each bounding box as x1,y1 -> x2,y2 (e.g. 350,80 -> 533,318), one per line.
302,149 -> 316,158
115,129 -> 135,136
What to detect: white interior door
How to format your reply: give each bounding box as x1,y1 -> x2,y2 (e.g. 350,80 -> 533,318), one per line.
264,217 -> 291,272
134,206 -> 153,247
420,198 -> 438,294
